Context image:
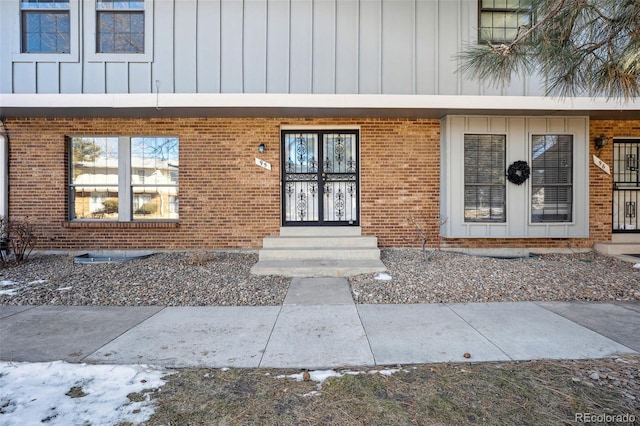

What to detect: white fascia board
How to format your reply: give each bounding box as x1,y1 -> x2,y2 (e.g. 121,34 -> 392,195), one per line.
1,93 -> 639,112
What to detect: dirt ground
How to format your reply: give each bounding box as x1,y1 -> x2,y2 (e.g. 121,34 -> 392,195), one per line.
145,356 -> 640,426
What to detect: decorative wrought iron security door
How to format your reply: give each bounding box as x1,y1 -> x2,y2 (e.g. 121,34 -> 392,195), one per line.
282,131 -> 359,226
613,139 -> 639,232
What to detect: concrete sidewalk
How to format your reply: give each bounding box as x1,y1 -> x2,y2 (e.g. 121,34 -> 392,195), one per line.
1,278 -> 638,369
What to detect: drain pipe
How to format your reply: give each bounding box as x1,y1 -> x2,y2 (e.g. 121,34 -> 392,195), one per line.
0,120 -> 7,219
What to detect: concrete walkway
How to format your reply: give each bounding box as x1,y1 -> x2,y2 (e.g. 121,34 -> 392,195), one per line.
1,278 -> 638,369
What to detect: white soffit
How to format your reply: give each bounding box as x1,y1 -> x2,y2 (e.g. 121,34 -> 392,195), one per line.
1,93 -> 638,119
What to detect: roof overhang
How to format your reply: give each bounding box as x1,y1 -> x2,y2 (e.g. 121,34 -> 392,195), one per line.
1,93 -> 639,120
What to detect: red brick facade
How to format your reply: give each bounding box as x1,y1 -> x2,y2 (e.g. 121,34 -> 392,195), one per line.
3,117 -> 639,250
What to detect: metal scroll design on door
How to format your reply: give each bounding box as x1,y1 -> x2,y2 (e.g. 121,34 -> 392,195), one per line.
282,132 -> 359,225
322,134 -> 357,223
284,134 -> 319,222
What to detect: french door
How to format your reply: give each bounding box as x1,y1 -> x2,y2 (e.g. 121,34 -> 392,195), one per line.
282,130 -> 359,226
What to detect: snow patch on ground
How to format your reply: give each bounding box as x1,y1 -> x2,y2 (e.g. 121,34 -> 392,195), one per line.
277,368 -> 408,395
0,361 -> 167,426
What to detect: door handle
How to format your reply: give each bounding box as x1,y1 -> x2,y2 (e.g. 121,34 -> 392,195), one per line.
321,172 -> 327,181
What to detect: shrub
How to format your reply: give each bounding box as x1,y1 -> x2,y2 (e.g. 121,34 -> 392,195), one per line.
0,216 -> 36,263
101,198 -> 119,214
135,202 -> 158,215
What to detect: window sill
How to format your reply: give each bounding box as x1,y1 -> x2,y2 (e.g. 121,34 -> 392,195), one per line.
62,221 -> 179,229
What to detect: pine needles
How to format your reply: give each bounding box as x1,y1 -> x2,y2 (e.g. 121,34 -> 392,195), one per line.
458,0 -> 640,100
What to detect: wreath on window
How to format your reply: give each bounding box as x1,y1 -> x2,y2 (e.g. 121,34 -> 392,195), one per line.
507,161 -> 530,185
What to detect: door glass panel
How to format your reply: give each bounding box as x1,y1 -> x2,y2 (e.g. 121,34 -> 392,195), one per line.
322,133 -> 358,223
283,133 -> 319,222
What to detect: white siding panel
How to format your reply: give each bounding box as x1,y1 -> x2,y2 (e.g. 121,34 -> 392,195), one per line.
174,0 -> 198,93
197,0 -> 221,93
415,0 -> 437,95
312,0 -> 335,94
12,63 -> 36,93
220,0 -> 244,92
60,62 -> 83,93
358,0 -> 381,93
458,0 -> 481,96
106,62 -> 128,93
152,0 -> 175,93
266,0 -> 290,93
437,0 -> 459,95
37,63 -> 60,94
504,74 -> 527,97
244,0 -> 268,93
289,0 -> 313,93
335,0 -> 358,94
526,72 -> 545,96
505,117 -> 527,237
84,63 -> 106,93
381,0 -> 413,94
129,62 -> 151,93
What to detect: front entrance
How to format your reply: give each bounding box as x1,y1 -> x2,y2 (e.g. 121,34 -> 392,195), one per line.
282,130 -> 359,226
613,139 -> 640,232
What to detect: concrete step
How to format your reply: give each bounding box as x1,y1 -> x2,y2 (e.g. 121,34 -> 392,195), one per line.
279,226 -> 362,237
262,235 -> 378,249
250,259 -> 387,277
259,247 -> 381,261
594,242 -> 640,255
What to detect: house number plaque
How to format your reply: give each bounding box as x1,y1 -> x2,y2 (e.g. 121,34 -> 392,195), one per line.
255,158 -> 272,170
592,155 -> 610,175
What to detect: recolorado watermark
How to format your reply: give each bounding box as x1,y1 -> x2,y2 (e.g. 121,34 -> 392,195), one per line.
575,412 -> 636,423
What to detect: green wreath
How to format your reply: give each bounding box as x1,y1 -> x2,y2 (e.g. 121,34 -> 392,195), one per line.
507,161 -> 530,185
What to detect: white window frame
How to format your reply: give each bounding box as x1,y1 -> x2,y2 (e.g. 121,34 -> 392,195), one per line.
12,0 -> 80,62
86,0 -> 154,62
69,135 -> 178,222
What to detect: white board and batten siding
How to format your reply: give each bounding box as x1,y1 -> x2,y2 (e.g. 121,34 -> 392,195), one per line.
440,116 -> 590,239
0,0 -> 544,96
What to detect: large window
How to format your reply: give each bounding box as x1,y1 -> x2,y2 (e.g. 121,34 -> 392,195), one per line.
96,0 -> 144,53
21,0 -> 70,53
531,135 -> 573,223
478,0 -> 532,44
464,134 -> 506,222
70,136 -> 179,221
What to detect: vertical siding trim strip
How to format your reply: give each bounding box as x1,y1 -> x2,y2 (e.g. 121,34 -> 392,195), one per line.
287,0 -> 291,92
412,0 -> 416,95
379,0 -> 382,93
195,0 -> 199,93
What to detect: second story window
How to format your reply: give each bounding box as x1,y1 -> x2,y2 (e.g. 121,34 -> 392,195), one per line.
478,0 -> 532,44
96,0 -> 144,53
21,0 -> 70,53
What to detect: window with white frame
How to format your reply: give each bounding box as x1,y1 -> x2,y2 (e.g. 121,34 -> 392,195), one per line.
464,134 -> 506,222
21,0 -> 70,53
478,0 -> 532,44
96,0 -> 145,53
531,135 -> 573,223
70,136 -> 179,221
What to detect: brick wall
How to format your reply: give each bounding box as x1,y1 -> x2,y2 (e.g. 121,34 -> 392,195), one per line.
4,117 -> 639,250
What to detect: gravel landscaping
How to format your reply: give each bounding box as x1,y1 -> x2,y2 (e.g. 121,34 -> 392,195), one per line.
351,249 -> 640,304
0,249 -> 639,306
